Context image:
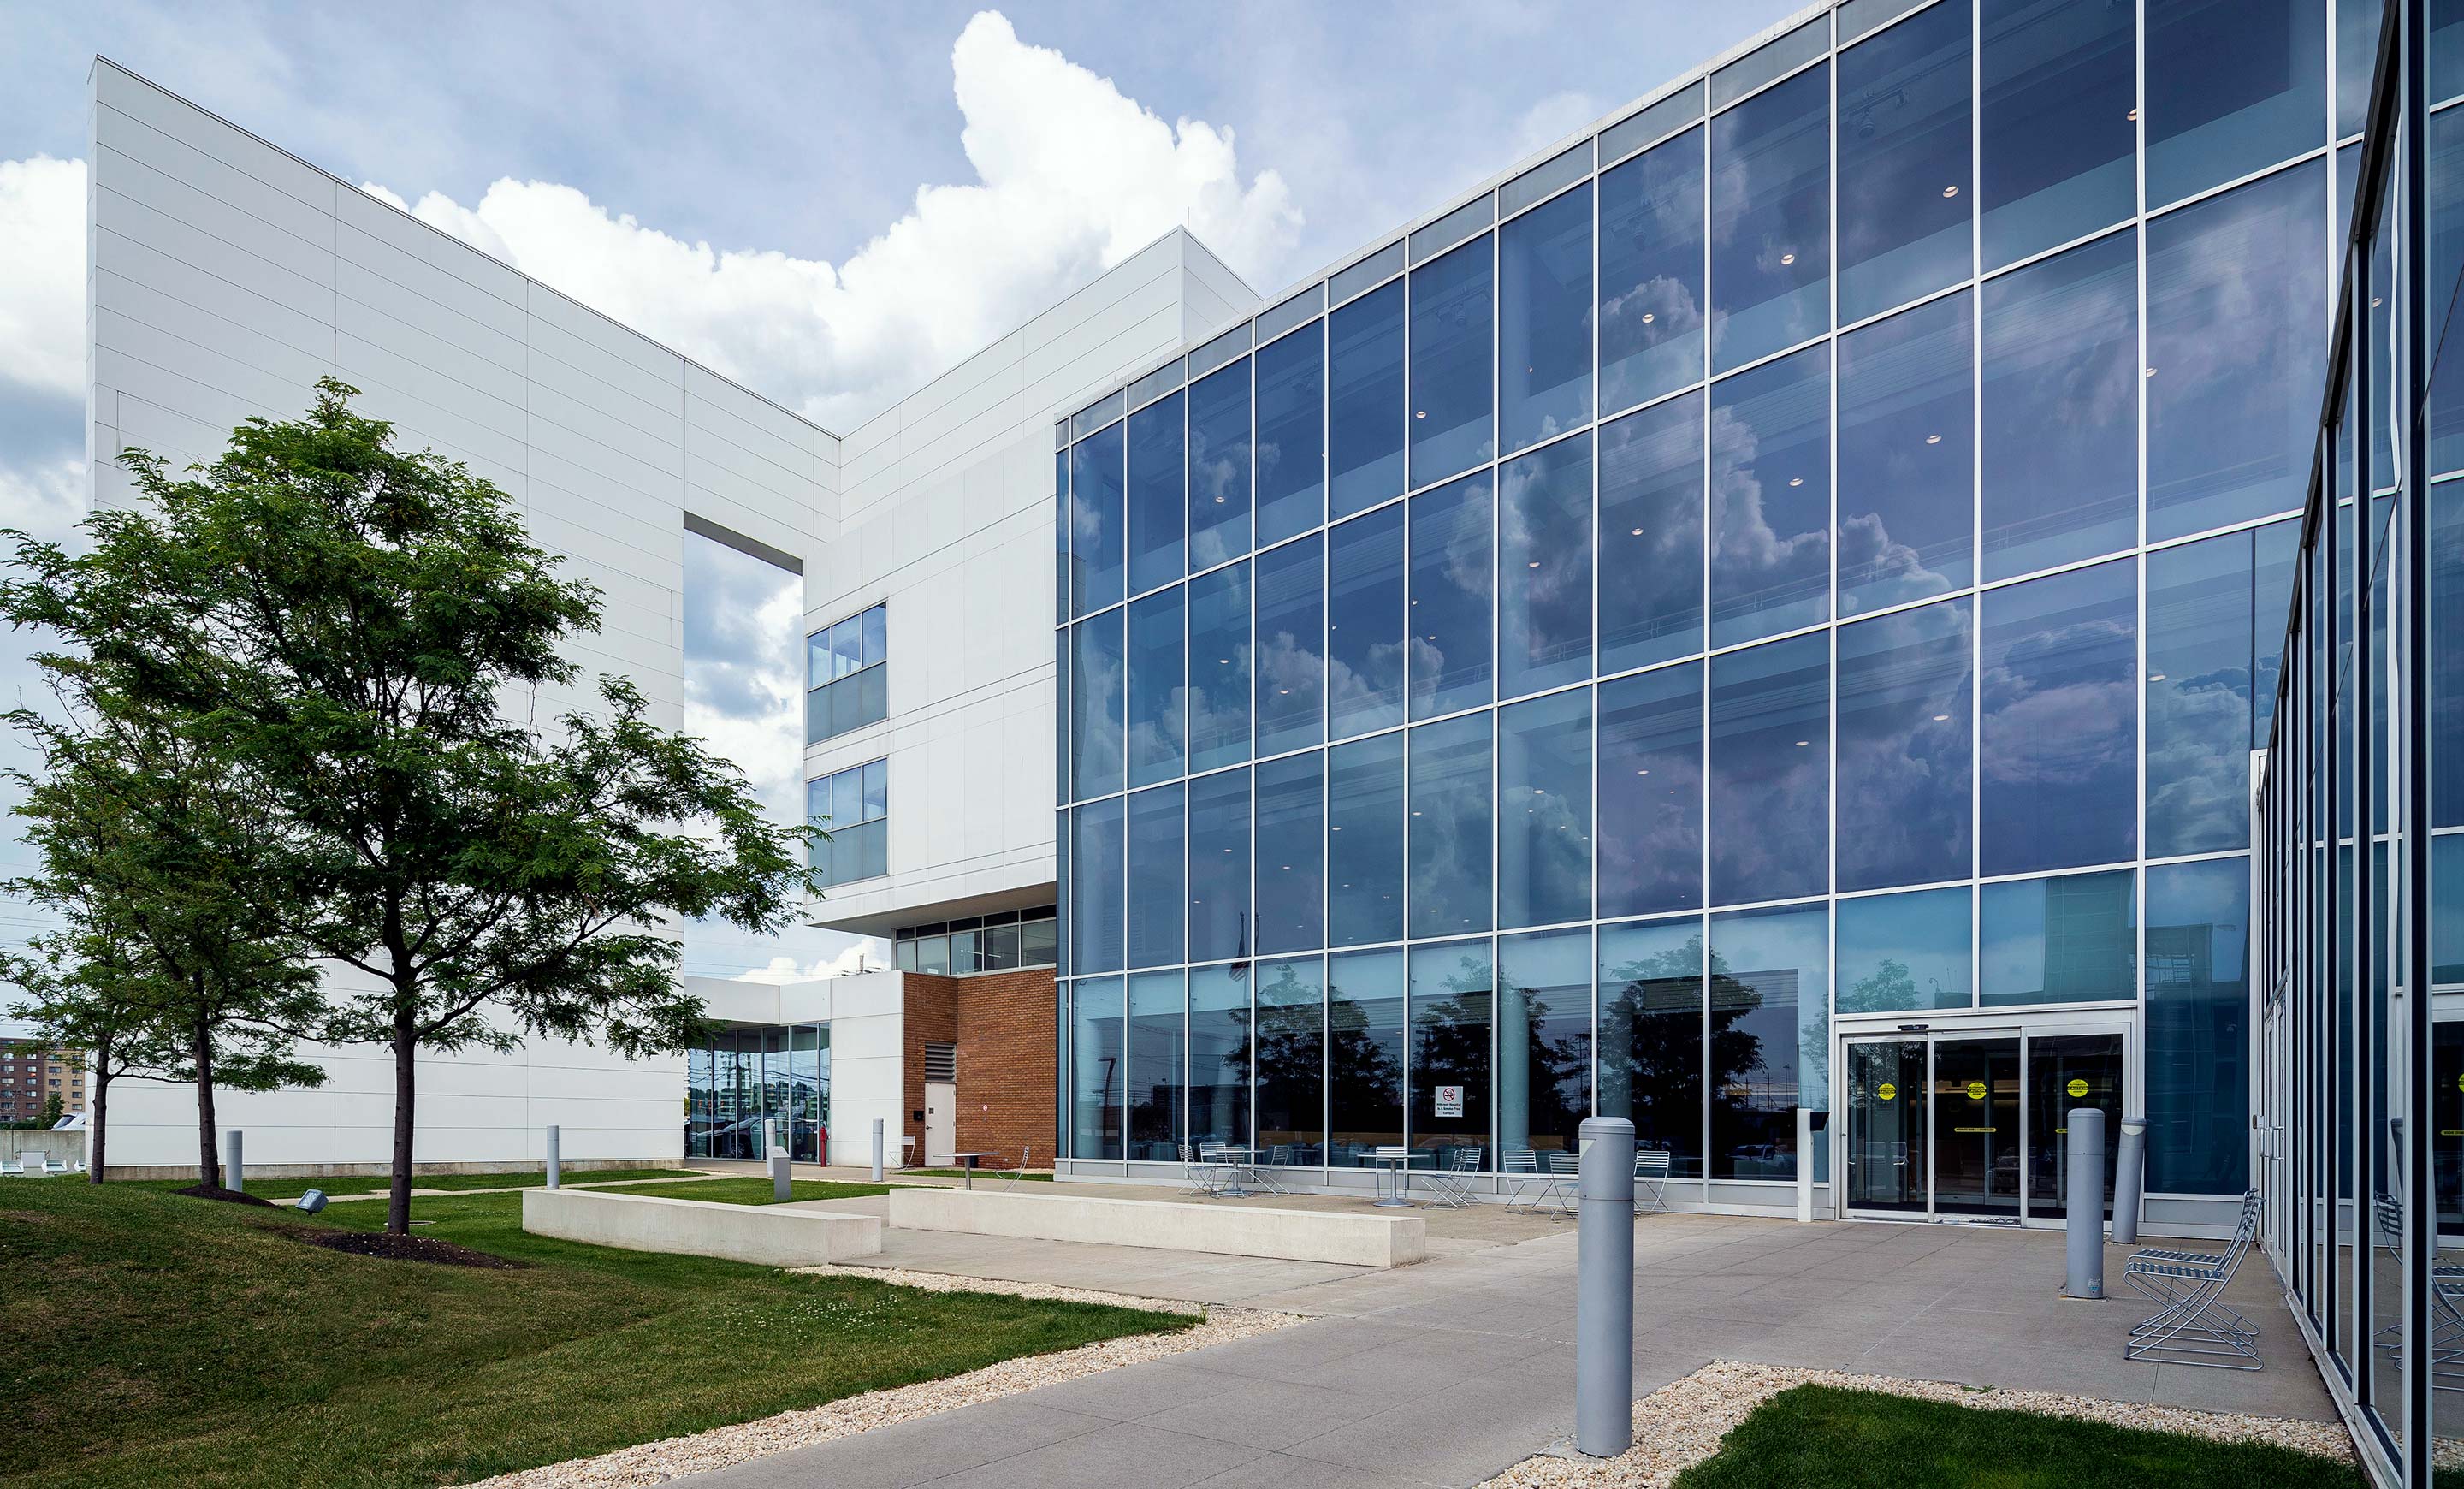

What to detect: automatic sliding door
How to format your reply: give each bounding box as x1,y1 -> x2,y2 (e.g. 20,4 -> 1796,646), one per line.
2024,1033 -> 2123,1222
1932,1038 -> 2021,1219
1845,1040 -> 1928,1214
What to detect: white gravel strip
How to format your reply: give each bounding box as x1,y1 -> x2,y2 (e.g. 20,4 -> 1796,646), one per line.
459,1268 -> 1298,1488
1482,1360 -> 2358,1488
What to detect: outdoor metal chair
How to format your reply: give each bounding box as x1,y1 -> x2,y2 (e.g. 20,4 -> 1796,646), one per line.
1633,1147 -> 1672,1215
998,1145 -> 1034,1193
1542,1150 -> 1582,1217
1199,1142 -> 1254,1196
2123,1187 -> 2263,1369
2372,1190 -> 2464,1387
1500,1148 -> 1543,1209
1420,1147 -> 1483,1208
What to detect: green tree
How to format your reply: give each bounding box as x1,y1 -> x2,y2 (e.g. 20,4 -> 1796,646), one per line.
2,679 -> 327,1187
5,380 -> 815,1231
5,915 -> 184,1179
37,1092 -> 63,1129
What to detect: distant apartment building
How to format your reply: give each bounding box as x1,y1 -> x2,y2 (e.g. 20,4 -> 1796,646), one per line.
0,1039 -> 84,1124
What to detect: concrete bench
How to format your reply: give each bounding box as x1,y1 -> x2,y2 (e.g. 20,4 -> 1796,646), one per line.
880,1187 -> 1424,1268
522,1188 -> 881,1266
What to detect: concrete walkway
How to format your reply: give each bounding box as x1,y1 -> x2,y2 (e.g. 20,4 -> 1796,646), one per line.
688,1211 -> 2335,1489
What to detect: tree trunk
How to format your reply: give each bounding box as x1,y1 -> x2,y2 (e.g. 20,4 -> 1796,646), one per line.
193,1009 -> 220,1189
386,1002 -> 417,1235
88,1033 -> 109,1183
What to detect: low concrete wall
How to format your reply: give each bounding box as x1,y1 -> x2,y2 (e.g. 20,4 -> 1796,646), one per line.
522,1189 -> 881,1267
880,1187 -> 1424,1267
1,1132 -> 85,1170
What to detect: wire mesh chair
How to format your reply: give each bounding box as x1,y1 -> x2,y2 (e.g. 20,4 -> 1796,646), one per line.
2123,1188 -> 2264,1369
1633,1147 -> 1673,1216
1420,1147 -> 1484,1208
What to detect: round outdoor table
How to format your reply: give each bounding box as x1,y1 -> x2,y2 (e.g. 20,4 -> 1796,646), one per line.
1212,1147 -> 1261,1198
1371,1151 -> 1419,1207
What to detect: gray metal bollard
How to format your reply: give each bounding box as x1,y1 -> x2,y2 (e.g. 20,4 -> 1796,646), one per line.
771,1149 -> 792,1202
2111,1116 -> 2146,1245
871,1118 -> 886,1183
545,1124 -> 560,1190
2063,1106 -> 2107,1300
222,1130 -> 243,1193
1576,1116 -> 1637,1457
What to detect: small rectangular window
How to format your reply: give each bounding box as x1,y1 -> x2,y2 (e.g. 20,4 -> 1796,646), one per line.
808,757 -> 890,889
804,603 -> 890,745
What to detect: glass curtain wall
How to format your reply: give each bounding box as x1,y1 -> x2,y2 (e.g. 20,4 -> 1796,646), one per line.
684,1024 -> 831,1161
1054,0 -> 2344,1204
2257,3 -> 2464,1478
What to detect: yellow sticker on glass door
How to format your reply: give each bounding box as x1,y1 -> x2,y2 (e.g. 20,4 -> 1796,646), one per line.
1876,1083 -> 1898,1102
1965,1081 -> 1987,1100
2067,1077 -> 2089,1098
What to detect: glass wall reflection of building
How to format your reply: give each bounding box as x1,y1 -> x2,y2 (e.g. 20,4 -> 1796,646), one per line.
1048,0 -> 2425,1249
684,1025 -> 829,1161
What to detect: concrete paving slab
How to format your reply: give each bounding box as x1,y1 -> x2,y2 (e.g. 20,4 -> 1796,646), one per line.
926,1421 -> 1266,1488
1188,1449 -> 1448,1488
676,1209 -> 2338,1488
685,1397 -> 1110,1488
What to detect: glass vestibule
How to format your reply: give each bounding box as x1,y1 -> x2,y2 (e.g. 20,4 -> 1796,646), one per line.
1840,1023 -> 2124,1225
684,1024 -> 831,1162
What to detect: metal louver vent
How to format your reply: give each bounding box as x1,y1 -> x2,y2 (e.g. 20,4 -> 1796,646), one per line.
923,1042 -> 957,1083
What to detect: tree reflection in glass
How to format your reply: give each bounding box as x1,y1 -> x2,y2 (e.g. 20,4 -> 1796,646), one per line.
1328,949 -> 1406,1167
1248,957 -> 1324,1165
1410,940 -> 1494,1171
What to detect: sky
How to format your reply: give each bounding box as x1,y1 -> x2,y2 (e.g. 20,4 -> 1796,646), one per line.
0,0 -> 1804,994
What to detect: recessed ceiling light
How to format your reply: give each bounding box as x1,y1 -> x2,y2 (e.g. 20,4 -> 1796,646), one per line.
1780,252 -> 1796,265
1529,561 -> 1542,568
1925,434 -> 1942,445
1796,740 -> 1810,747
2126,107 -> 2139,122
1632,527 -> 1645,536
1788,477 -> 1804,487
1415,409 -> 1427,418
1933,714 -> 1951,721
2145,366 -> 2158,377
1638,768 -> 1650,775
1642,312 -> 1656,323
2147,673 -> 2166,682
1942,185 -> 1959,199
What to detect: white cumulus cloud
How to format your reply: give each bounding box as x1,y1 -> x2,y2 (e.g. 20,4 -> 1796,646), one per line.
364,10 -> 1299,430
0,155 -> 86,403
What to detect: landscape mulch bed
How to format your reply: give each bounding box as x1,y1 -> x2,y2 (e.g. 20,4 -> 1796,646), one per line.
284,1228 -> 529,1269
175,1183 -> 278,1207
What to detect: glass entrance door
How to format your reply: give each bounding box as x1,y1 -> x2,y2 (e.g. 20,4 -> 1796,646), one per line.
1932,1037 -> 2022,1219
2024,1033 -> 2123,1222
1844,1040 -> 1928,1214
1841,1025 -> 2129,1224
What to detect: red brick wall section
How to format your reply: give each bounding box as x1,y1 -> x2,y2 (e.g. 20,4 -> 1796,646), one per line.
897,967 -> 1055,1172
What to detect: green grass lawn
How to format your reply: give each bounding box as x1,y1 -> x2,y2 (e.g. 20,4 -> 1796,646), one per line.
597,1178 -> 889,1204
1672,1384 -> 2365,1489
195,1166 -> 705,1201
3,1179 -> 1191,1487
